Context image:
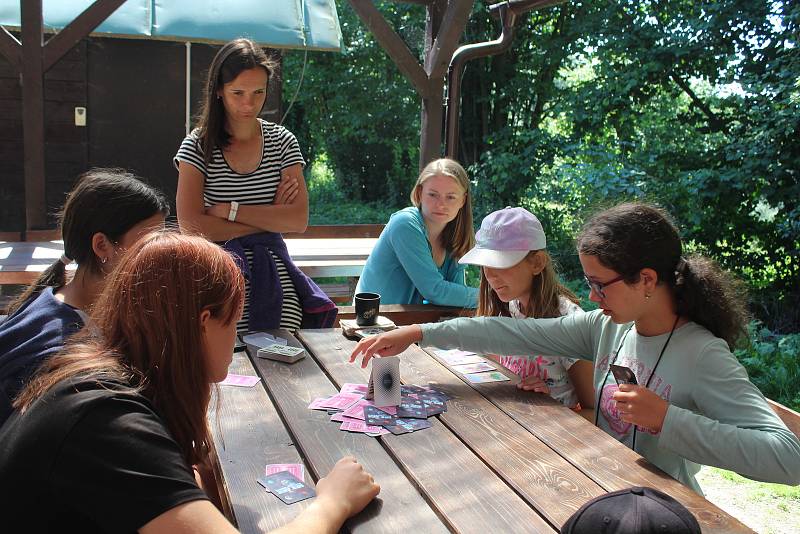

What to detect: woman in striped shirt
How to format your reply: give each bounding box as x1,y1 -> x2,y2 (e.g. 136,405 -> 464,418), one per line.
175,38 -> 336,333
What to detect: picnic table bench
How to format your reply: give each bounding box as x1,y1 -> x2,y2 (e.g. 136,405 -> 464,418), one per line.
0,225 -> 383,306
208,326 -> 754,533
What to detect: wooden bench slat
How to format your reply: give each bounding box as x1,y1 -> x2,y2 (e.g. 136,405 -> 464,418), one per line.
298,329 -> 556,533
250,329 -> 450,534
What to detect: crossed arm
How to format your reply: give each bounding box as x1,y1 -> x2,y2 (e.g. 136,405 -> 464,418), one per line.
176,162 -> 309,241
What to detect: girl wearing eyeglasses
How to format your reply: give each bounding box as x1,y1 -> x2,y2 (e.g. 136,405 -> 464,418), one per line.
350,202 -> 800,492
355,158 -> 478,308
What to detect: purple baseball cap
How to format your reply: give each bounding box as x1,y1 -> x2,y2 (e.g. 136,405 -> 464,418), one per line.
459,207 -> 546,269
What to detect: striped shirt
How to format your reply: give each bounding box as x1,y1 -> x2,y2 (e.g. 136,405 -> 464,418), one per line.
174,119 -> 305,332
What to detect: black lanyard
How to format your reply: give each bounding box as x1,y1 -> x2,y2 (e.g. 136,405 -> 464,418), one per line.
594,316 -> 680,452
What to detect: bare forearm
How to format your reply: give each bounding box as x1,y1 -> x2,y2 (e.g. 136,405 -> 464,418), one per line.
235,203 -> 308,234
268,499 -> 347,534
178,213 -> 261,241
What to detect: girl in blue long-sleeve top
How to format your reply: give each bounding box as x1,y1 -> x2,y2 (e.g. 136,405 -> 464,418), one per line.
355,158 -> 478,308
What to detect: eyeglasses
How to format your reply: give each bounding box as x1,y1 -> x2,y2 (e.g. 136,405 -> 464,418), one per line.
584,274 -> 625,299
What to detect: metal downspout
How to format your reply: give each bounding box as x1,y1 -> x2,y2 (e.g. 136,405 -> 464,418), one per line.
444,1 -> 516,159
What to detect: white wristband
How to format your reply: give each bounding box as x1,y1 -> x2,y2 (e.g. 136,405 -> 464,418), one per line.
227,201 -> 239,222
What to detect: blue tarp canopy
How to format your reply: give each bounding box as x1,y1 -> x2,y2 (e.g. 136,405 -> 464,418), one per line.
0,0 -> 342,51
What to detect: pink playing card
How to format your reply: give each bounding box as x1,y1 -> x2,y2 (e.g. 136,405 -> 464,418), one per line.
219,374 -> 261,387
265,463 -> 305,481
340,383 -> 369,395
308,397 -> 332,410
317,392 -> 362,410
340,420 -> 386,434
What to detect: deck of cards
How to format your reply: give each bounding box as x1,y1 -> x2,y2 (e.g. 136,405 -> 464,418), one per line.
257,344 -> 306,363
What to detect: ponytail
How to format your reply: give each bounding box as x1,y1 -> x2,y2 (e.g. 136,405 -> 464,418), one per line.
674,255 -> 750,349
7,257 -> 69,314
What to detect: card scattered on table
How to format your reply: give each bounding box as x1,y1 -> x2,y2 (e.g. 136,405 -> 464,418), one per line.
432,348 -> 486,366
257,471 -> 315,504
363,405 -> 396,426
317,392 -> 363,411
452,361 -> 496,374
466,371 -> 510,383
265,463 -> 305,481
384,418 -> 433,435
219,374 -> 261,387
307,380 -> 449,437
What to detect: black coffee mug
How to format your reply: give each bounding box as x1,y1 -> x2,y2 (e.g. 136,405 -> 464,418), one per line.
354,292 -> 381,326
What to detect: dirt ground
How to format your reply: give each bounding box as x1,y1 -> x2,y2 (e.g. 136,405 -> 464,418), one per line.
697,466 -> 800,534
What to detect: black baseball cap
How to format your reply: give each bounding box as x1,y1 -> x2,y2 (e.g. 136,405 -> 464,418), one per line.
561,486 -> 701,534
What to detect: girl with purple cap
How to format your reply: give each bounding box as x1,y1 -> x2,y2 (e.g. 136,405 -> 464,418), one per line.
350,202 -> 800,493
459,207 -> 594,412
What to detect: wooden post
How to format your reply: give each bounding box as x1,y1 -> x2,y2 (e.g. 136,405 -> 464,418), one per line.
419,0 -> 445,169
348,0 -> 474,171
9,0 -> 128,230
21,0 -> 46,229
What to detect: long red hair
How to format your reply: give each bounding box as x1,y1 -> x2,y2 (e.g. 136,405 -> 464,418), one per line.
16,232 -> 244,466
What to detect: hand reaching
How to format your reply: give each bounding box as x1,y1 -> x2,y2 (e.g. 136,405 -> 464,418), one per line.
349,325 -> 422,368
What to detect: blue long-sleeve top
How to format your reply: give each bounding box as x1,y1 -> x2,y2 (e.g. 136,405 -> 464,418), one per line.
355,207 -> 477,307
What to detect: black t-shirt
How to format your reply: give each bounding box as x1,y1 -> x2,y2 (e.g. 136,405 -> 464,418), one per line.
0,376 -> 208,533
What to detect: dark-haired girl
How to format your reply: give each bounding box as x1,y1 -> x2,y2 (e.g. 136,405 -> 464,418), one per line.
351,202 -> 800,492
0,168 -> 168,426
0,232 -> 379,532
175,38 -> 335,334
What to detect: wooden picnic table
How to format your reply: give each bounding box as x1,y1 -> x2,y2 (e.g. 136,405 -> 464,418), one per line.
208,328 -> 753,533
0,237 -> 378,284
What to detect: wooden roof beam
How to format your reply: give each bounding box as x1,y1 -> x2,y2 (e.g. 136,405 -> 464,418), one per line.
43,0 -> 127,71
349,0 -> 431,96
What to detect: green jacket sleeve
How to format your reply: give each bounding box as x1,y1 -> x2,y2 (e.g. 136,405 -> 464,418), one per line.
420,310 -> 602,361
659,338 -> 800,485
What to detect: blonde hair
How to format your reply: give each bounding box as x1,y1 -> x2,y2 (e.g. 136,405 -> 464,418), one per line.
410,158 -> 475,258
476,250 -> 578,318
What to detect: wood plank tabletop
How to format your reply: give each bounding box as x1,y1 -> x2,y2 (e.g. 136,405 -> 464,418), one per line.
419,346 -> 752,533
298,330 -> 556,533
210,328 -> 754,534
249,330 -> 449,534
208,350 -> 313,532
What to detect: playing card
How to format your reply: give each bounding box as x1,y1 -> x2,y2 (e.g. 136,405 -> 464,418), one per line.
257,471 -> 315,504
418,393 -> 447,416
340,420 -> 386,434
371,356 -> 401,407
308,397 -> 332,410
340,383 -> 369,396
341,399 -> 396,420
330,413 -> 363,423
363,405 -> 396,426
317,392 -> 363,411
396,398 -> 427,419
433,349 -> 485,366
610,364 -> 638,385
451,361 -> 496,374
219,374 -> 261,387
384,418 -> 432,435
265,463 -> 305,481
355,328 -> 385,339
465,371 -> 510,383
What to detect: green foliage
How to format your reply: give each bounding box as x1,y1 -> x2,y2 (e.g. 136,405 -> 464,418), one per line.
283,2 -> 422,206
287,0 -> 799,331
735,322 -> 800,411
306,155 -> 395,224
